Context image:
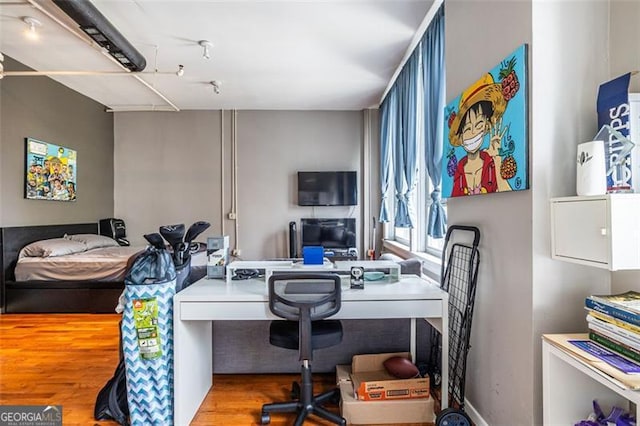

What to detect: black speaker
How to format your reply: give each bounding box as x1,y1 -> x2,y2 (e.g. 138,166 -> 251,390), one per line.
289,221 -> 297,258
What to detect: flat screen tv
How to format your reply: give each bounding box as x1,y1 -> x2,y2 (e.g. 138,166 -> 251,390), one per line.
301,218 -> 356,249
297,171 -> 357,206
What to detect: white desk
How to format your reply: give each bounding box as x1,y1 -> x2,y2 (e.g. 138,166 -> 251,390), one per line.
173,275 -> 449,425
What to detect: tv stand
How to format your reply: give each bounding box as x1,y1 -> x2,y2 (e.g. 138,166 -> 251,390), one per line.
324,247 -> 358,261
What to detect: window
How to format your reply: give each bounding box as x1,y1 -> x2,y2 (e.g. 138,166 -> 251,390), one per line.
392,169 -> 447,256
391,111 -> 446,257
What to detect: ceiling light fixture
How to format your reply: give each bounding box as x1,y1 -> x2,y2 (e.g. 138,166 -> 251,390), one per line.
22,16 -> 42,40
210,80 -> 221,94
199,40 -> 213,60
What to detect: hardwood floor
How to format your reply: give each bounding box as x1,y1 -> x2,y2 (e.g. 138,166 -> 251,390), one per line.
0,314 -> 433,425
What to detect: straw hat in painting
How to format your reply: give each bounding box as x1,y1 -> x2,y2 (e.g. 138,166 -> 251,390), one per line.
448,73 -> 507,147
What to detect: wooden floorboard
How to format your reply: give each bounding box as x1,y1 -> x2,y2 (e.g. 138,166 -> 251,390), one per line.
0,314 -> 433,425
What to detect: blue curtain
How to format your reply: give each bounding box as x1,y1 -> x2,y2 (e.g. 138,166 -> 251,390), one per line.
379,86 -> 397,223
394,49 -> 422,228
378,4 -> 445,234
422,6 -> 446,238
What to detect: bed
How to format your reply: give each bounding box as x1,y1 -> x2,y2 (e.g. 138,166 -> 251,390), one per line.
1,223 -> 140,313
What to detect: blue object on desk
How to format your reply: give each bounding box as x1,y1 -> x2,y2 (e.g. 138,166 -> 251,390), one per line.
302,246 -> 324,265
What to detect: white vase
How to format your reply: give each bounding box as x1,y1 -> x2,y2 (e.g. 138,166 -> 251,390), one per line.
576,140 -> 607,196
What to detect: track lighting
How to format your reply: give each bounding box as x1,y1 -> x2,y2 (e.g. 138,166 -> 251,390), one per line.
22,17 -> 42,41
52,0 -> 146,71
210,81 -> 221,94
199,40 -> 213,60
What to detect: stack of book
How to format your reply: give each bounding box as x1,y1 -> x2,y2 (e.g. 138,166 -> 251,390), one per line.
585,290 -> 640,365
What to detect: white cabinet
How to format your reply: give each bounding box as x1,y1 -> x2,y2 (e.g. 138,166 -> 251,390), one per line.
542,337 -> 640,424
550,194 -> 640,270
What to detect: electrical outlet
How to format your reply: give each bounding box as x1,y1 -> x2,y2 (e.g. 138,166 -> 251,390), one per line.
231,248 -> 241,257
228,212 -> 237,220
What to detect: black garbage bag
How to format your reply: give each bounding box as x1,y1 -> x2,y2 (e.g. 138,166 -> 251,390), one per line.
94,325 -> 129,425
94,358 -> 128,424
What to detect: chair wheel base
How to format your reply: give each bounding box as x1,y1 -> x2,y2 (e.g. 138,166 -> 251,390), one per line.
260,412 -> 271,425
329,390 -> 341,406
290,381 -> 300,400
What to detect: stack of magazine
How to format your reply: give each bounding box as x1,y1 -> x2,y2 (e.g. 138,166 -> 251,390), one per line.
585,291 -> 640,367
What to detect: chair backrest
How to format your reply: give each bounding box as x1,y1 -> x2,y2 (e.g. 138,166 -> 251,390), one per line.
268,273 -> 341,322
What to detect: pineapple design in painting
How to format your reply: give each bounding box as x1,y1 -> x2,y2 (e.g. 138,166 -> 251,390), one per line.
442,44 -> 528,197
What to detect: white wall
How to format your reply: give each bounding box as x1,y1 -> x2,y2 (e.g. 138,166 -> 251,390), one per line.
531,1 -> 612,424
609,0 -> 640,93
609,0 -> 640,293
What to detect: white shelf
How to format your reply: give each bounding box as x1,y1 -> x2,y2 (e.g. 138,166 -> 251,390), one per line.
550,194 -> 640,270
225,260 -> 401,284
542,338 -> 640,424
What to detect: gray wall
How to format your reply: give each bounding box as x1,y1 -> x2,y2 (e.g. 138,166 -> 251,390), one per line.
444,1 -> 535,423
114,111 -> 223,244
236,110 -> 362,259
0,56 -> 114,226
113,110 -> 367,257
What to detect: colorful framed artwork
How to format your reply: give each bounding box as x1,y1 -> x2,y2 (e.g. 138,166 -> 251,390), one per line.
442,44 -> 528,197
25,137 -> 77,202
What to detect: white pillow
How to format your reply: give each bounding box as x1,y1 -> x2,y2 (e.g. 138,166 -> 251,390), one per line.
20,238 -> 87,258
64,233 -> 120,250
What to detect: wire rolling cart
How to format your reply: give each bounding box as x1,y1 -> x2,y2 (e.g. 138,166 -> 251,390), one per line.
427,225 -> 481,426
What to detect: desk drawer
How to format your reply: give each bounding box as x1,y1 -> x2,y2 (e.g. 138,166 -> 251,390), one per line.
179,299 -> 443,321
179,302 -> 276,320
336,299 -> 442,319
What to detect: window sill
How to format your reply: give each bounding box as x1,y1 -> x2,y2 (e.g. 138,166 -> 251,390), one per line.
382,239 -> 442,282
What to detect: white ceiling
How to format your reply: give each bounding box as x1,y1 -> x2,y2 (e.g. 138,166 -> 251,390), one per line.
0,0 -> 433,111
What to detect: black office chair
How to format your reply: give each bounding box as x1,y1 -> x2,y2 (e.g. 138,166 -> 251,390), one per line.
260,273 -> 346,426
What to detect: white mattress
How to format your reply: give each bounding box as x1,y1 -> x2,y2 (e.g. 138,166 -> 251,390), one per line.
15,246 -> 144,282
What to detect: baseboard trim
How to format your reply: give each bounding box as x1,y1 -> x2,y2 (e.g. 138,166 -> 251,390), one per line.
465,398 -> 489,426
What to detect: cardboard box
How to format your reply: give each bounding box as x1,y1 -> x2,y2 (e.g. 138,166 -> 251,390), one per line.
352,371 -> 429,401
337,353 -> 434,425
351,352 -> 429,401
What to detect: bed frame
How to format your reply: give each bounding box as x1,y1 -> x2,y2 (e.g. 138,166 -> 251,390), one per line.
1,223 -> 124,313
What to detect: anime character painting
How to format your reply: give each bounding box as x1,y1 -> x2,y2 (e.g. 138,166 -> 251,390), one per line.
442,44 -> 528,197
25,137 -> 77,202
